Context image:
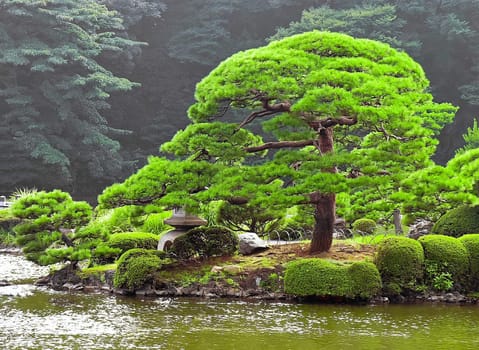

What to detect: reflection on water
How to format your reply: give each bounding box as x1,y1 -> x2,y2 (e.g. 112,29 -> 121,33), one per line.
1,253 -> 479,350
0,251 -> 49,283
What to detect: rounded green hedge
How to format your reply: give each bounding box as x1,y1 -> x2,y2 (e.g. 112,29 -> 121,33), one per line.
284,258 -> 381,300
108,232 -> 159,254
431,205 -> 479,237
347,261 -> 382,299
419,235 -> 470,288
458,234 -> 479,290
113,248 -> 165,290
374,236 -> 424,293
170,226 -> 238,260
352,218 -> 377,235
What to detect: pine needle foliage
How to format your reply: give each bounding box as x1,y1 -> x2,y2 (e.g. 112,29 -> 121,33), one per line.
0,0 -> 143,192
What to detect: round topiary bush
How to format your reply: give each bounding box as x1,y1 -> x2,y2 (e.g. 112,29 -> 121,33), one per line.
352,218 -> 377,235
458,234 -> 479,290
374,236 -> 424,294
419,235 -> 470,289
431,205 -> 479,237
113,248 -> 165,290
284,258 -> 381,300
108,232 -> 159,255
169,226 -> 238,260
347,261 -> 382,299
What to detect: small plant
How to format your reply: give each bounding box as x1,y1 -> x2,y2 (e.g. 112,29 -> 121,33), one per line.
425,262 -> 454,292
352,218 -> 377,235
0,228 -> 16,247
260,272 -> 283,292
419,235 -> 470,289
10,187 -> 38,201
169,226 -> 238,260
113,248 -> 166,290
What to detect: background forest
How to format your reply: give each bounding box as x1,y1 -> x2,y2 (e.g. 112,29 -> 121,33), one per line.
1,0 -> 479,201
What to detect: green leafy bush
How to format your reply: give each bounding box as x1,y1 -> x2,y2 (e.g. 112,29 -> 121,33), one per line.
108,232 -> 159,255
431,205 -> 479,237
113,249 -> 165,290
284,258 -> 381,300
458,234 -> 479,290
169,226 -> 238,260
141,212 -> 172,235
419,235 -> 470,289
348,261 -> 383,299
352,218 -> 377,235
374,237 -> 424,294
11,190 -> 92,264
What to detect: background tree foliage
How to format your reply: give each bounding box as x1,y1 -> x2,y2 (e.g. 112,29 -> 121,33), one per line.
2,0 -> 479,202
0,0 -> 142,196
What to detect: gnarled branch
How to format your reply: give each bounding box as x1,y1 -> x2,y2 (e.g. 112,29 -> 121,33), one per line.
236,92 -> 291,130
245,139 -> 315,153
307,115 -> 357,131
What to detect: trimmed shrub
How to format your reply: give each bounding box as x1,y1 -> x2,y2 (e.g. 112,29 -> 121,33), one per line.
347,261 -> 382,299
458,234 -> 479,290
284,258 -> 381,300
374,237 -> 424,293
108,232 -> 159,255
419,235 -> 470,289
113,248 -> 165,290
169,226 -> 238,260
352,218 -> 377,235
10,190 -> 92,264
431,205 -> 479,238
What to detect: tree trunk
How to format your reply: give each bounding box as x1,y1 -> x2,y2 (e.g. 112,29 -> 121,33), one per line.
393,208 -> 403,234
309,127 -> 336,254
310,193 -> 336,253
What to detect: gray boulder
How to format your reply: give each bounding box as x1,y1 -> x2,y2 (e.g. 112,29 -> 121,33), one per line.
238,232 -> 269,255
408,219 -> 433,239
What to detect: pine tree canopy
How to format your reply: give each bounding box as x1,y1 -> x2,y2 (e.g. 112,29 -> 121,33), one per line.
100,31 -> 456,253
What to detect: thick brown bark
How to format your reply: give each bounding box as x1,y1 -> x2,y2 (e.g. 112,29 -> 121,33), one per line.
310,193 -> 336,253
309,127 -> 336,253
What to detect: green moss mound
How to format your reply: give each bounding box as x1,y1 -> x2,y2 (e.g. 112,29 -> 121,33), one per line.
458,234 -> 479,290
419,235 -> 470,288
352,218 -> 377,235
284,259 -> 381,300
108,232 -> 159,254
170,226 -> 238,260
431,205 -> 479,238
374,236 -> 424,293
113,248 -> 165,290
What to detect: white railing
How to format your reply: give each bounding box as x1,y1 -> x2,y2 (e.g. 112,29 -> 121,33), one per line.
0,196 -> 12,208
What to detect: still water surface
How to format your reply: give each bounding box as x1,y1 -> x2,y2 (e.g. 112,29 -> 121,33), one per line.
1,253 -> 479,350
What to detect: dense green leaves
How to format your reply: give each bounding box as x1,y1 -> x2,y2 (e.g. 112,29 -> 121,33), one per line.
0,0 -> 142,194
101,31 -> 456,253
11,189 -> 92,264
186,31 -> 455,224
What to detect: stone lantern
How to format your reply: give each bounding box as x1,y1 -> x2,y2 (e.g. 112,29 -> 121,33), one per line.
157,208 -> 207,251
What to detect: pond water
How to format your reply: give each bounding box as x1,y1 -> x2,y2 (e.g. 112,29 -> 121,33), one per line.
1,252 -> 479,350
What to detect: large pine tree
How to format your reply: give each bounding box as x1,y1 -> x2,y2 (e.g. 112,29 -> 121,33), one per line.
100,31 -> 456,253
